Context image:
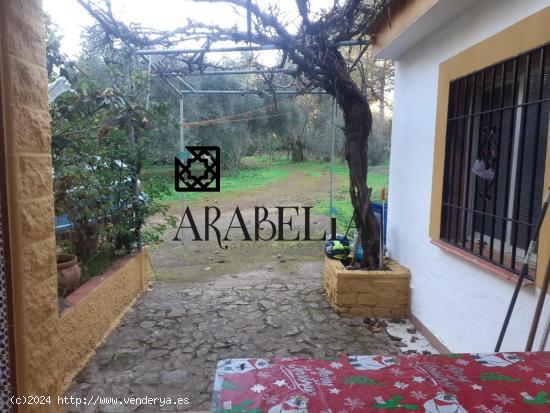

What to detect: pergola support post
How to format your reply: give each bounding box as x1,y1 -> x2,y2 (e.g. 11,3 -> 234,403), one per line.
179,97 -> 185,218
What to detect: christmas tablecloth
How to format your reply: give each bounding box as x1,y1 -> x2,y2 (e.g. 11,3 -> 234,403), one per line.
211,352 -> 550,412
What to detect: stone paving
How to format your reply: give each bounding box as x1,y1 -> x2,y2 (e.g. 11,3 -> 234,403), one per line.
66,261 -> 403,412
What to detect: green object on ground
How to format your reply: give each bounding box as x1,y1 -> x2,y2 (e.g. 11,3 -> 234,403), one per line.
344,376 -> 384,385
480,372 -> 522,382
372,395 -> 419,410
221,400 -> 262,413
523,391 -> 550,405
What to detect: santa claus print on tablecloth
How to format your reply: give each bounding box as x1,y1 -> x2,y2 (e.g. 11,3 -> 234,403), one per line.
219,358 -> 270,374
423,392 -> 468,413
471,353 -> 522,368
348,355 -> 399,371
213,352 -> 550,413
267,395 -> 308,413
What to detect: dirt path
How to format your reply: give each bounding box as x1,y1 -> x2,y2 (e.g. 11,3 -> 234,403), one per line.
149,167 -> 344,282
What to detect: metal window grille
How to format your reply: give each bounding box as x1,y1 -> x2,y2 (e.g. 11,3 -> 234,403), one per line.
441,44 -> 550,278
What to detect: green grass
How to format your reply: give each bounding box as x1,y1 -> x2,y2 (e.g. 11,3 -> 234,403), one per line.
241,157 -> 389,232
142,161 -> 291,203
222,167 -> 290,191
312,170 -> 389,233
143,154 -> 388,230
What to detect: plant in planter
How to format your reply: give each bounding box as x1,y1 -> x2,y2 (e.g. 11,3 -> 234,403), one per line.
57,253 -> 81,291
47,22 -> 175,294
56,252 -> 81,312
51,87 -> 175,290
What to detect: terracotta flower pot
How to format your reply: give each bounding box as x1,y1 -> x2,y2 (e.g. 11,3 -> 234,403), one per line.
57,254 -> 81,291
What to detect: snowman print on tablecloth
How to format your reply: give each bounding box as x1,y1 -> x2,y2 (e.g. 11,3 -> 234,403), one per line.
267,395 -> 308,413
423,392 -> 468,413
348,355 -> 398,371
471,353 -> 522,368
220,358 -> 269,374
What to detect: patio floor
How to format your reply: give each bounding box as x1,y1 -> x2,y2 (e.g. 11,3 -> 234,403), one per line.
65,259 -> 408,412
64,169 -> 426,412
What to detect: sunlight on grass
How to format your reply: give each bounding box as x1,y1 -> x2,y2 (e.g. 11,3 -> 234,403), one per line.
142,162 -> 291,202
313,171 -> 389,232
143,155 -> 388,224
253,156 -> 390,227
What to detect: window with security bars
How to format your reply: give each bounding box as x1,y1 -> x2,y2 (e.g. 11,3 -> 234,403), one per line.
441,45 -> 550,278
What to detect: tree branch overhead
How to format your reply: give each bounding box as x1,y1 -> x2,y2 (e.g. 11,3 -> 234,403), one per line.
78,0 -> 391,268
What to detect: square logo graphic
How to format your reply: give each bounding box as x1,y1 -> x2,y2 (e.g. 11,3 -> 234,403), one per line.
175,146 -> 220,192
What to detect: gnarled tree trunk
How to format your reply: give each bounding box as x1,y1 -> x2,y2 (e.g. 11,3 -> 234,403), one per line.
334,77 -> 380,268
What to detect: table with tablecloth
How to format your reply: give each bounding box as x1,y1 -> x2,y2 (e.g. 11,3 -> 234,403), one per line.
211,352 -> 550,412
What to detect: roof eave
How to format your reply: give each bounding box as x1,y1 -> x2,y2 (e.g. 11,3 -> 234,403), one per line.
368,0 -> 480,60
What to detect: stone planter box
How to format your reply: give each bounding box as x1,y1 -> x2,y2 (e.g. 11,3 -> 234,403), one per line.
323,256 -> 411,317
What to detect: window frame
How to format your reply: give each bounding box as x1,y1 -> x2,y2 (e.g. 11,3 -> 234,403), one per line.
430,7 -> 550,286
439,45 -> 549,278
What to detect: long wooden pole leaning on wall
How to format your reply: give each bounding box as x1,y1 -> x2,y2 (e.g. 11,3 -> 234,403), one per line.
495,188 -> 550,351
526,256 -> 550,351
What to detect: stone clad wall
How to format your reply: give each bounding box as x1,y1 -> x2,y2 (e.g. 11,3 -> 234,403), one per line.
0,0 -> 61,408
323,257 -> 411,317
58,250 -> 151,391
0,2 -> 151,411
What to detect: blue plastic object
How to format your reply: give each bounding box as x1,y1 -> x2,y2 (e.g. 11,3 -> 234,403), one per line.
355,202 -> 387,261
55,215 -> 72,233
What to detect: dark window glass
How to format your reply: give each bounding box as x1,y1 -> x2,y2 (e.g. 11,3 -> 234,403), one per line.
441,45 -> 550,278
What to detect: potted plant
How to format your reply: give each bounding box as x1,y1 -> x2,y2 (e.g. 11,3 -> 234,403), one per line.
57,253 -> 81,291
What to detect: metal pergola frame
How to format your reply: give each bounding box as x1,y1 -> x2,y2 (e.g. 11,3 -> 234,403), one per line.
135,39 -> 369,56
178,90 -> 327,95
155,69 -> 295,76
138,39 -> 368,215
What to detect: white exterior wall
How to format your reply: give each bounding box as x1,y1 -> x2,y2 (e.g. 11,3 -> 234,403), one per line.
387,0 -> 550,352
